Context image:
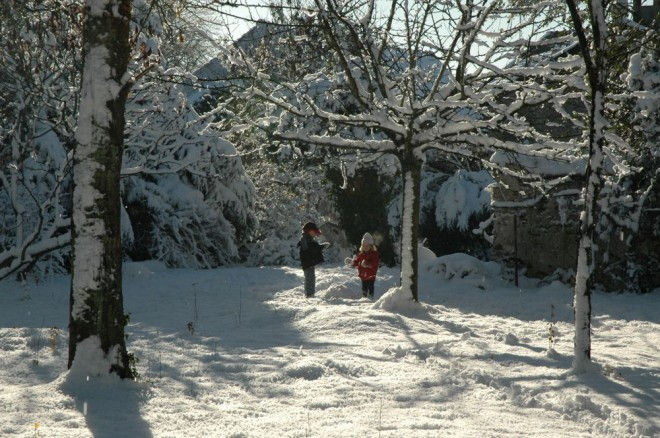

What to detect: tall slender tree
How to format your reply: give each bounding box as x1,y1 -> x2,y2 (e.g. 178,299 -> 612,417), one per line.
563,0 -> 608,373
68,0 -> 134,378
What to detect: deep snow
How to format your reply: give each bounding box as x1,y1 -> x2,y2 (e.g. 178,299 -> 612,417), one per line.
0,256 -> 658,437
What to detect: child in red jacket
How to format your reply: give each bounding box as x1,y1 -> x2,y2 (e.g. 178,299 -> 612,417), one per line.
350,232 -> 379,298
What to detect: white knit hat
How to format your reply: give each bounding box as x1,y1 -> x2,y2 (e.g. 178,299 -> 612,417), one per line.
361,232 -> 374,246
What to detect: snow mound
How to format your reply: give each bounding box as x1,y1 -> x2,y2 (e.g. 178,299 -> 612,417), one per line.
546,348 -> 561,360
503,333 -> 519,345
382,345 -> 408,358
382,343 -> 446,361
63,336 -> 120,387
424,253 -> 501,280
418,245 -> 437,267
284,359 -> 325,380
373,286 -> 429,317
318,280 -> 362,300
324,358 -> 375,377
123,260 -> 168,278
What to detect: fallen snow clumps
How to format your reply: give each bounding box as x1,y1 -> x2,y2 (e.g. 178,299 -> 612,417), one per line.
318,279 -> 363,300
424,252 -> 501,280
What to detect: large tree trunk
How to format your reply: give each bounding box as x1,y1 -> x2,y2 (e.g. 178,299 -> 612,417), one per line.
68,0 -> 133,379
399,151 -> 422,302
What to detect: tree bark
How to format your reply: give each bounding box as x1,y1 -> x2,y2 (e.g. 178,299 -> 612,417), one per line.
399,149 -> 422,302
68,0 -> 134,379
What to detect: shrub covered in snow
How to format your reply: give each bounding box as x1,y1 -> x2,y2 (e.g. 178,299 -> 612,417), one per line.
373,286 -> 430,317
0,125 -> 72,278
0,3 -> 259,276
122,77 -> 256,268
418,245 -> 438,267
435,170 -> 493,232
318,279 -> 363,301
419,168 -> 493,259
423,252 -> 501,281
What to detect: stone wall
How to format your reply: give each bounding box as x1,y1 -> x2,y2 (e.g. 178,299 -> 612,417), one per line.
491,172 -> 660,292
491,174 -> 580,278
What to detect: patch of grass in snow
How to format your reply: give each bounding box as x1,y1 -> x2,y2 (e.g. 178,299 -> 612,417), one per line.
308,397 -> 341,410
284,359 -> 326,380
324,358 -> 376,377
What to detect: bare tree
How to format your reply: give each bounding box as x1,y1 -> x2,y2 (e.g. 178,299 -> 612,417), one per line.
222,0 -> 581,302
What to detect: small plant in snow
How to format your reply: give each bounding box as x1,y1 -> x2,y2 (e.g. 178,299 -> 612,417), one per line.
548,304 -> 559,352
306,411 -> 311,438
30,331 -> 43,366
192,290 -> 199,325
378,398 -> 383,437
48,327 -> 59,354
602,364 -> 622,379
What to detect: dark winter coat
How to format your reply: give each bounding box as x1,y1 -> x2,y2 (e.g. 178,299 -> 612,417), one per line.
298,233 -> 324,269
353,250 -> 379,281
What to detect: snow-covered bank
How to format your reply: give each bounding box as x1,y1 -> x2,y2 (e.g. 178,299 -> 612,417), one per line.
0,259 -> 658,437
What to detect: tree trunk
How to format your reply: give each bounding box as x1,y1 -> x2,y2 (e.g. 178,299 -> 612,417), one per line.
632,0 -> 641,23
399,151 -> 422,302
68,0 -> 134,379
573,89 -> 606,373
566,0 -> 607,374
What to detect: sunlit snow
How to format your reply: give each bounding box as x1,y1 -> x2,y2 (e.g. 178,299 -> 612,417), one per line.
1,258 -> 657,437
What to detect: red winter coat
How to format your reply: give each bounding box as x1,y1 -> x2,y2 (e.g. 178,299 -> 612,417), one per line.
353,250 -> 379,281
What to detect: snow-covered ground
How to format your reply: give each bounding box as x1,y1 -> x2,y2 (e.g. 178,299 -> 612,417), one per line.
1,255 -> 658,437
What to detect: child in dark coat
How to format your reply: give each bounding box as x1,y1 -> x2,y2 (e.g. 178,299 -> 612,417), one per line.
350,232 -> 379,298
298,222 -> 327,297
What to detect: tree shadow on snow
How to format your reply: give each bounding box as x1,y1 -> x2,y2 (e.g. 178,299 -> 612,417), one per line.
577,365 -> 660,430
123,265 -> 372,398
476,349 -> 659,432
123,265 -> 306,338
476,350 -> 573,371
421,278 -> 660,325
60,378 -> 153,438
541,366 -> 658,433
